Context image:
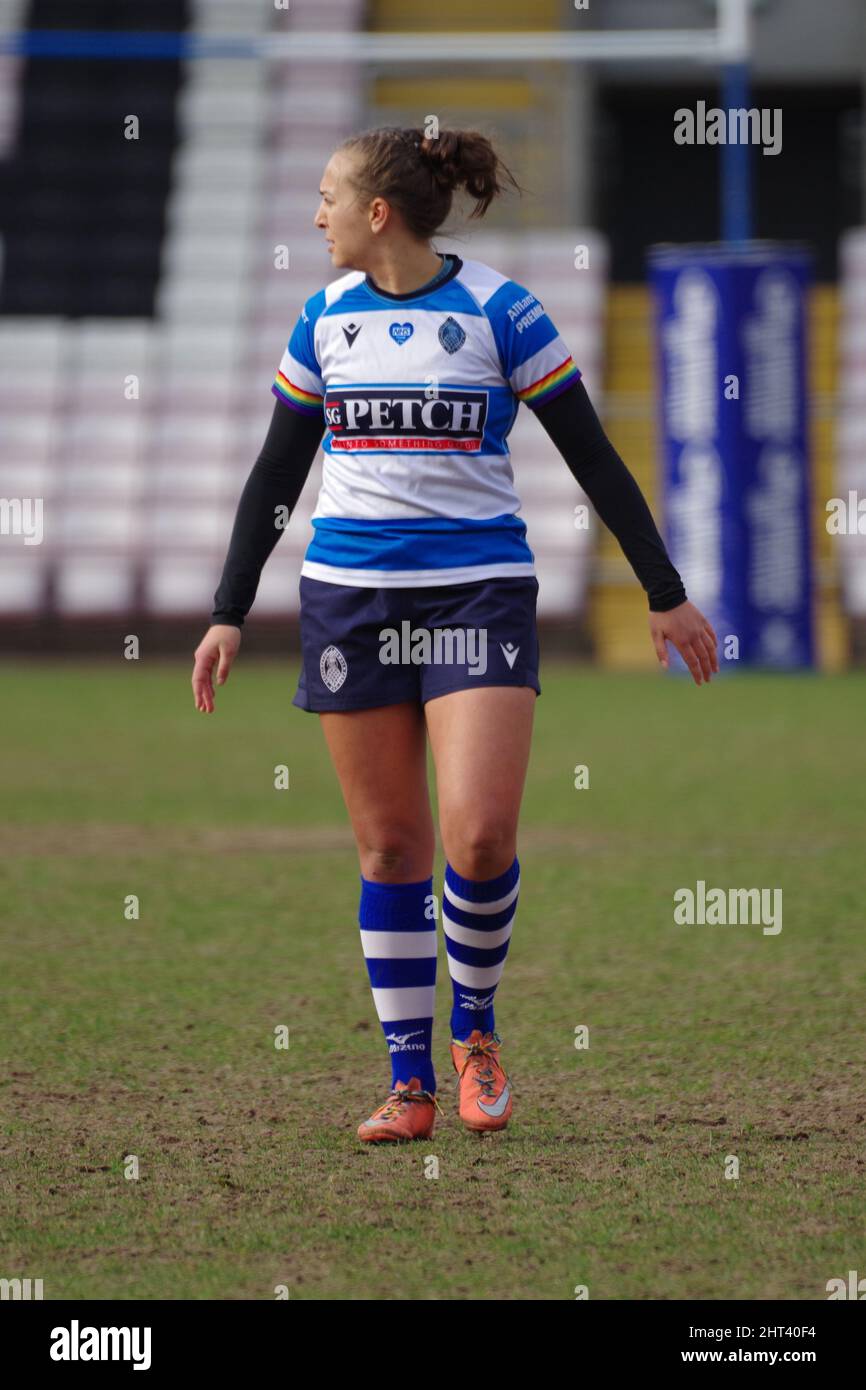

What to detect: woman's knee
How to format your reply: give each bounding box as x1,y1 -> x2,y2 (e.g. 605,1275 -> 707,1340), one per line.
358,829 -> 435,884
441,817 -> 516,881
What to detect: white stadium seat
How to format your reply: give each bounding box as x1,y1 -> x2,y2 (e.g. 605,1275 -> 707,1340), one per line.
56,559 -> 136,615
0,558 -> 46,613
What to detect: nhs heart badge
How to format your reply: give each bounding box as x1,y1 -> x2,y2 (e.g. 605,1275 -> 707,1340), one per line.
389,322 -> 414,345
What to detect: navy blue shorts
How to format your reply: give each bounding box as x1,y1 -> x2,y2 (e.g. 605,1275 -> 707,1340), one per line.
292,575 -> 541,713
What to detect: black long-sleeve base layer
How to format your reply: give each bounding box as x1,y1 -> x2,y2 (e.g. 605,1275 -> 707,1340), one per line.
211,402 -> 325,627
210,380 -> 687,628
532,380 -> 687,612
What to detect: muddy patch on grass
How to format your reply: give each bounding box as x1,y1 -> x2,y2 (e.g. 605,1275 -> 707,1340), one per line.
0,823 -> 355,858
1,820 -> 853,862
3,1060 -> 864,1299
4,1063 -> 864,1171
0,823 -> 617,859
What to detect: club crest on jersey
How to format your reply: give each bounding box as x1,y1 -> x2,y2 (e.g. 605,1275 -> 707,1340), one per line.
320,644 -> 348,692
389,322 -> 413,345
438,315 -> 466,354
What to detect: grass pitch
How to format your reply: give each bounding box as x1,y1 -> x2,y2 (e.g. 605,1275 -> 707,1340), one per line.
1,659 -> 864,1300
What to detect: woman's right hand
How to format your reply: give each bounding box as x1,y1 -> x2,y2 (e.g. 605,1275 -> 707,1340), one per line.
192,624 -> 242,712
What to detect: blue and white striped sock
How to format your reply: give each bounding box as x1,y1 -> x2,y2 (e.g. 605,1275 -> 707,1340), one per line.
358,875 -> 437,1094
443,857 -> 520,1042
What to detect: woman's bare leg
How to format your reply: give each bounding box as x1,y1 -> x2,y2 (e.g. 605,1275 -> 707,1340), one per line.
424,685 -> 536,1059
318,700 -> 440,1115
424,686 -> 536,879
318,701 -> 435,882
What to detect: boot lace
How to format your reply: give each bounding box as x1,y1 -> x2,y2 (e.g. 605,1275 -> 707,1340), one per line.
373,1086 -> 443,1120
453,1032 -> 505,1095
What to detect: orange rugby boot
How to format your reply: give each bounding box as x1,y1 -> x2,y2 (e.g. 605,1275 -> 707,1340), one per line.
450,1029 -> 513,1133
357,1077 -> 441,1143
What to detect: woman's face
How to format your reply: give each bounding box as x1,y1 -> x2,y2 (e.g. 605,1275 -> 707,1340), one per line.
314,150 -> 379,271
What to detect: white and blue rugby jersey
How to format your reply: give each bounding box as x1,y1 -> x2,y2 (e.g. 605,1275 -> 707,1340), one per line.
271,253 -> 581,587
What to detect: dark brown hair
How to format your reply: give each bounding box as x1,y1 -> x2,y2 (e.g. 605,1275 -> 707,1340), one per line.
337,126 -> 522,240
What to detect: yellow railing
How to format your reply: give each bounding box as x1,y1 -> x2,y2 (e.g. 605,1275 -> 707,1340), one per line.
369,1 -> 560,31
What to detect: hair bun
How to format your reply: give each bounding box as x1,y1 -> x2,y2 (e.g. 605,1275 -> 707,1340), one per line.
337,126 -> 520,236
419,134 -> 460,188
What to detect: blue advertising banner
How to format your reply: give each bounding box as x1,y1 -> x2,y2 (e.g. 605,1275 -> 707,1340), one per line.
649,243 -> 814,669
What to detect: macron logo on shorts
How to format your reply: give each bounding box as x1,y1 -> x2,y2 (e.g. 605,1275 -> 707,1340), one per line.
500,642 -> 520,669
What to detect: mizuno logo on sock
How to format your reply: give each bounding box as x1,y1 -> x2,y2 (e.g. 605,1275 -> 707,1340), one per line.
385,1029 -> 425,1050
477,1083 -> 511,1117
459,992 -> 495,1011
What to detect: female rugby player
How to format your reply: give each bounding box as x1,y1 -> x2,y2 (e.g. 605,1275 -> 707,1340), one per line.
191,127 -> 718,1143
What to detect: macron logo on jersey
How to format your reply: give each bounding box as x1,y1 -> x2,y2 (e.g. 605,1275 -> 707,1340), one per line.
324,387 -> 489,452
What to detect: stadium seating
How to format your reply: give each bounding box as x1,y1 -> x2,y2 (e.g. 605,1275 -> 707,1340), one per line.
0,0 -> 609,625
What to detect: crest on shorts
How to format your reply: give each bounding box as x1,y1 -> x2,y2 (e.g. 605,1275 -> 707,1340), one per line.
438,316 -> 466,354
320,644 -> 348,692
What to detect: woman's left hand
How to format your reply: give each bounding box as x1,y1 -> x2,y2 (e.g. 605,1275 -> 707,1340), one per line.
649,601 -> 719,685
